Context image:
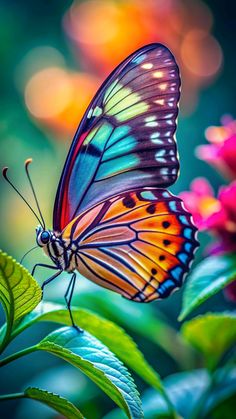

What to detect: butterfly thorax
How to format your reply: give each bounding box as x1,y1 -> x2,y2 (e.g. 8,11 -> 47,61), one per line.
36,226 -> 77,272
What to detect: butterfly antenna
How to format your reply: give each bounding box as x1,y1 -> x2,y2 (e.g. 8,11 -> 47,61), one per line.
20,245 -> 39,264
2,165 -> 44,228
24,159 -> 46,229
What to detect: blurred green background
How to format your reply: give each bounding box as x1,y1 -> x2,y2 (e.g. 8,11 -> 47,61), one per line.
0,1 -> 236,418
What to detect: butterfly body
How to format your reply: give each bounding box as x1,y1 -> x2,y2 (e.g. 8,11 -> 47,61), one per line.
28,43 -> 199,311
0,44 -> 199,327
37,186 -> 198,302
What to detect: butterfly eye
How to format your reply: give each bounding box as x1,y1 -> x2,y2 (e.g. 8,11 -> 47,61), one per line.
40,231 -> 50,245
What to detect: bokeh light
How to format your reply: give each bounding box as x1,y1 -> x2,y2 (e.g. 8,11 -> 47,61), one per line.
0,2 -> 236,418
181,30 -> 222,79
24,67 -> 100,137
15,46 -> 67,91
62,0 -> 223,114
17,0 -> 224,138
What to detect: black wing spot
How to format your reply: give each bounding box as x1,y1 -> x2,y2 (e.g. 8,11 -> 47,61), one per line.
163,239 -> 171,246
159,255 -> 166,261
151,268 -> 157,275
123,195 -> 136,208
162,221 -> 170,229
85,143 -> 101,157
146,204 -> 155,214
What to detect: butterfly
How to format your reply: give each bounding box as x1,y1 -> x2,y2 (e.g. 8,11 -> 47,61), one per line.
3,43 -> 198,327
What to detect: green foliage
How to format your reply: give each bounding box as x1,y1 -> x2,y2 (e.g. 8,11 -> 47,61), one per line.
141,368 -> 236,419
10,302 -> 163,392
24,387 -> 84,419
0,249 -> 235,418
80,292 -> 193,369
37,327 -> 143,418
0,251 -> 150,418
142,370 -> 207,419
181,312 -> 236,370
0,250 -> 42,352
179,253 -> 236,320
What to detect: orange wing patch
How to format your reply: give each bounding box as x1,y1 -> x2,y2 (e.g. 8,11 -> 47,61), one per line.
62,189 -> 198,302
81,226 -> 135,246
62,203 -> 104,240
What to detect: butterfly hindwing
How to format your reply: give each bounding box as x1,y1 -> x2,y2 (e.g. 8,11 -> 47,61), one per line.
62,189 -> 198,302
53,44 -> 180,231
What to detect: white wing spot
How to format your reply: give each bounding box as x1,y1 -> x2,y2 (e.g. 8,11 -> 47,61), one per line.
160,168 -> 169,175
155,99 -> 165,105
93,106 -> 103,117
87,108 -> 93,118
151,132 -> 160,139
145,116 -> 158,127
151,138 -> 163,144
146,121 -> 158,127
142,63 -> 153,70
156,149 -> 165,157
159,83 -> 167,91
145,115 -> 156,122
153,71 -> 163,78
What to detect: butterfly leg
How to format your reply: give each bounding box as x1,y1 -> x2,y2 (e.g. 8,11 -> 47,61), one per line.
38,270 -> 62,316
64,273 -> 83,333
32,263 -> 58,277
41,270 -> 63,293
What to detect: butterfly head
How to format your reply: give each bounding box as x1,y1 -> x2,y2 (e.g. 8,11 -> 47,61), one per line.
36,226 -> 52,247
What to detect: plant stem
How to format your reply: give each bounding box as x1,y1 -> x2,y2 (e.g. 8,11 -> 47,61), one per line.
0,345 -> 38,367
0,316 -> 12,355
0,392 -> 25,401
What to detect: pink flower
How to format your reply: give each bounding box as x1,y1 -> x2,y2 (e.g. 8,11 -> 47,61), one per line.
197,116 -> 236,180
179,177 -> 221,230
182,117 -> 236,303
180,179 -> 236,302
205,181 -> 236,250
181,178 -> 236,250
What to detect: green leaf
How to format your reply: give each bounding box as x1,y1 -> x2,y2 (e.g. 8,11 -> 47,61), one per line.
179,253 -> 236,320
24,387 -> 84,419
8,302 -> 164,393
142,370 -> 207,419
141,367 -> 236,419
0,250 -> 41,350
78,291 -> 194,369
37,326 -> 143,419
181,312 -> 236,370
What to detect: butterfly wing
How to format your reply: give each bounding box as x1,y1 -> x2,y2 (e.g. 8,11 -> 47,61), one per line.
62,189 -> 198,301
53,43 -> 180,232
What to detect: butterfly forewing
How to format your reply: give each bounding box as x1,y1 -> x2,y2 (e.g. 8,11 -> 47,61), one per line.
53,44 -> 180,232
62,189 -> 198,302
